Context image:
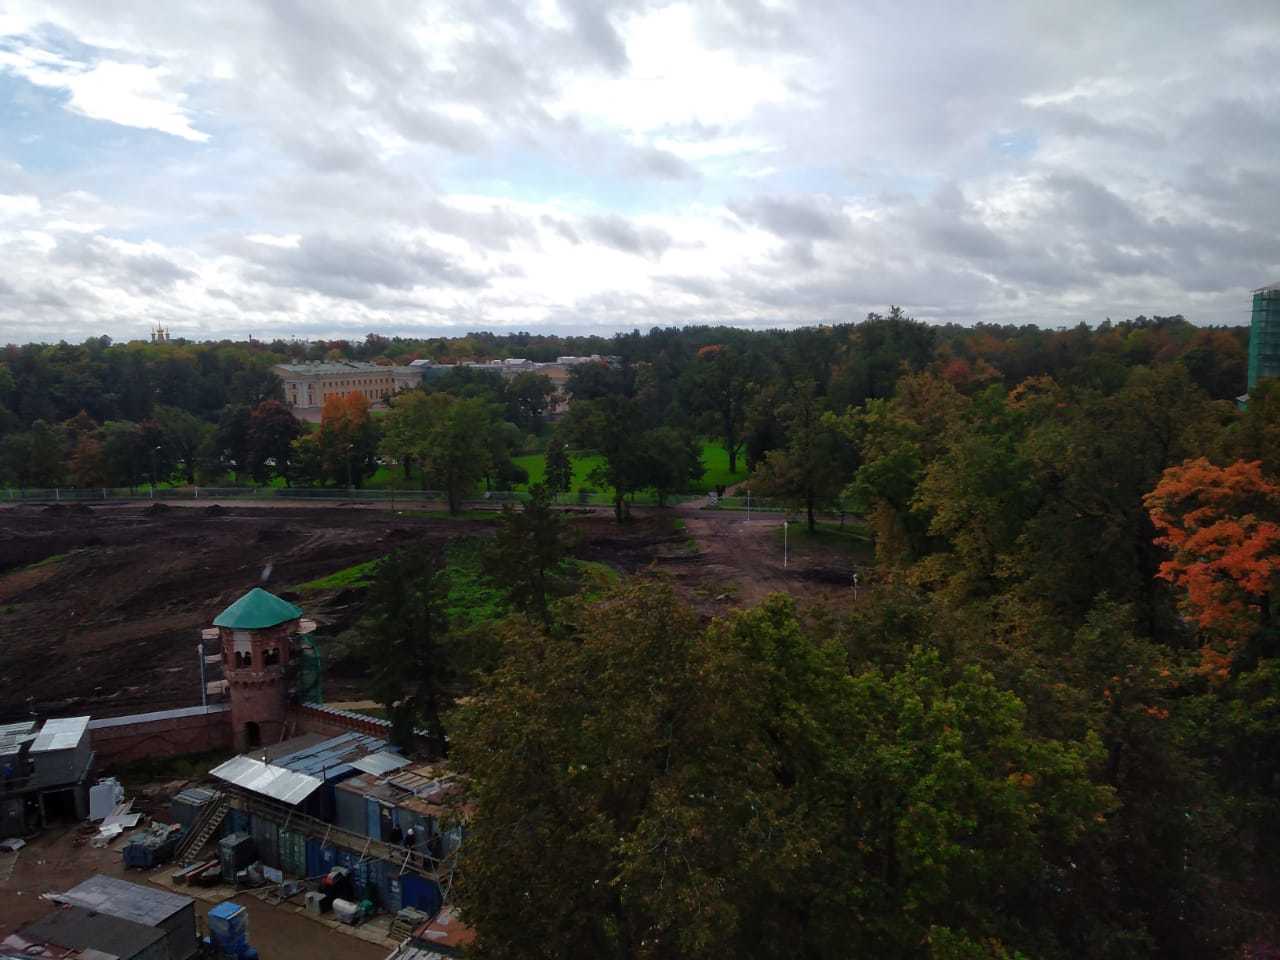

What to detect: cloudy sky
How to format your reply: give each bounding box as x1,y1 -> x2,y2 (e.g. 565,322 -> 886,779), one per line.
1,1 -> 1277,344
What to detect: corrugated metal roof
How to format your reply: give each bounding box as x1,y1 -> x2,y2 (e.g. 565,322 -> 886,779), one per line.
350,750 -> 411,776
0,721 -> 37,755
212,588 -> 303,630
174,787 -> 220,806
31,717 -> 89,753
88,704 -> 229,730
209,756 -> 323,805
269,730 -> 387,780
58,874 -> 192,925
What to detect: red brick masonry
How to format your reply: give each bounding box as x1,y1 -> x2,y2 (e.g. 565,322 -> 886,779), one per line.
88,705 -> 233,769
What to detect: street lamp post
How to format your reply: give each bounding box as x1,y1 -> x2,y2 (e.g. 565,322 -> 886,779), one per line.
346,443 -> 354,491
852,570 -> 859,601
784,520 -> 788,569
151,445 -> 161,498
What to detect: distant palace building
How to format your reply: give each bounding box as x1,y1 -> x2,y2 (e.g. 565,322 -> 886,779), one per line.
273,355 -> 611,417
272,360 -> 427,410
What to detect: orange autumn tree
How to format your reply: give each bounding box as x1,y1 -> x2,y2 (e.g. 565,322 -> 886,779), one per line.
1143,458 -> 1280,679
317,391 -> 377,487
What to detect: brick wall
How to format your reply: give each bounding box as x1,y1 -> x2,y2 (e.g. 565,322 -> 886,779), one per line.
288,703 -> 392,740
89,706 -> 232,770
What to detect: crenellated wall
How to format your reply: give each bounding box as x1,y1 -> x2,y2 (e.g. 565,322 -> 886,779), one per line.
288,703 -> 393,740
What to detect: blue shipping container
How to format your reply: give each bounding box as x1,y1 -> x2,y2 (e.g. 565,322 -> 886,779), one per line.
400,875 -> 442,916
305,838 -> 333,879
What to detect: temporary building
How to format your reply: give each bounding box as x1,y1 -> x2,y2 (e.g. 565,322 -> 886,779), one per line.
16,906 -> 168,960
55,874 -> 196,960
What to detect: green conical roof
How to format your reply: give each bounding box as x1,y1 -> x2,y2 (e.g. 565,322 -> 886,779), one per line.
213,587 -> 303,630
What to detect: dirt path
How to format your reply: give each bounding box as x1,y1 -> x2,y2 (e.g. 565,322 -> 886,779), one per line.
673,505 -> 864,608
677,510 -> 794,605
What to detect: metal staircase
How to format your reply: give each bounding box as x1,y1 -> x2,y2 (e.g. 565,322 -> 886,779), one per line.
175,793 -> 230,864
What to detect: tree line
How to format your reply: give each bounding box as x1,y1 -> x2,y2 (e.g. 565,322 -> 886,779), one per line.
320,312 -> 1278,957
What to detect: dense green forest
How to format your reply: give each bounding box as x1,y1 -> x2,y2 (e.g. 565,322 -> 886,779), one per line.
8,312 -> 1280,955
0,312 -> 1248,493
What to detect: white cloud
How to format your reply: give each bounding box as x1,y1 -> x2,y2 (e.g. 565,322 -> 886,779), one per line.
0,43 -> 209,142
0,193 -> 40,219
0,0 -> 1278,343
551,4 -> 805,133
246,233 -> 301,248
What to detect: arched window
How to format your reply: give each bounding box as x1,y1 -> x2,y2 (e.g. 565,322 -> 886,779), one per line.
245,721 -> 261,748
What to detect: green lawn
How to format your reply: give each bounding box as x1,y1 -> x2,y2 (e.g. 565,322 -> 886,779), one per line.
289,540 -> 510,627
512,441 -> 746,496
293,558 -> 382,592
512,451 -> 605,492
690,441 -> 748,493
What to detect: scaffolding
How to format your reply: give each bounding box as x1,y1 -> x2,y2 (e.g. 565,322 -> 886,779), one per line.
1248,282 -> 1280,392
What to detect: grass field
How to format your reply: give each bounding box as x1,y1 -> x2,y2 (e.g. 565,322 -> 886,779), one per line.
205,439 -> 747,497
512,441 -> 746,495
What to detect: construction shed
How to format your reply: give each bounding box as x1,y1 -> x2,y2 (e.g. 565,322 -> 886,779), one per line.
0,716 -> 94,833
54,875 -> 196,960
15,906 -> 168,960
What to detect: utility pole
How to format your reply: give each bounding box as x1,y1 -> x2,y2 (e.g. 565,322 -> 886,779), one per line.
198,642 -> 207,708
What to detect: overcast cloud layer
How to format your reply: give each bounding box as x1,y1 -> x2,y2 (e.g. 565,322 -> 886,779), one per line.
1,1 -> 1277,343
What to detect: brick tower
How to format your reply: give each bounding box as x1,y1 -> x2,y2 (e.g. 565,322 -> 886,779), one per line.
212,588 -> 304,752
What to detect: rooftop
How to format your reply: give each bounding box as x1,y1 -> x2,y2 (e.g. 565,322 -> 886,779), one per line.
208,755 -> 322,805
32,717 -> 90,753
57,875 -> 192,927
19,907 -> 164,960
0,927 -> 116,960
213,588 -> 303,630
1255,281 -> 1280,294
350,749 -> 411,776
273,361 -> 427,376
269,730 -> 389,784
413,906 -> 475,951
2,717 -> 89,756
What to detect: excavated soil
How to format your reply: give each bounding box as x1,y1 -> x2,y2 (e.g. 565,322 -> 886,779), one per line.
0,504 -> 483,721
0,502 -> 863,722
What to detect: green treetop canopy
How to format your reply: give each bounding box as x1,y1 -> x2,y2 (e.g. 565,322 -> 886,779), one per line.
213,587 -> 304,630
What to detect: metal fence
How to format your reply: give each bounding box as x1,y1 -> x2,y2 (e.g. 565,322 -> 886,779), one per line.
3,485 -> 801,512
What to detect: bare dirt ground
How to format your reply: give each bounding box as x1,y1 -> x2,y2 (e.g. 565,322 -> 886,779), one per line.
0,500 -> 866,723
0,502 -> 487,721
0,822 -> 389,960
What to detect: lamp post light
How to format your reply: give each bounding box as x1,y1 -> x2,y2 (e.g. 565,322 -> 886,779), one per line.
852,570 -> 859,601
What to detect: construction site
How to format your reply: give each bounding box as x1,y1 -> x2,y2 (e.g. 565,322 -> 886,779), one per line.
0,499 -> 866,959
